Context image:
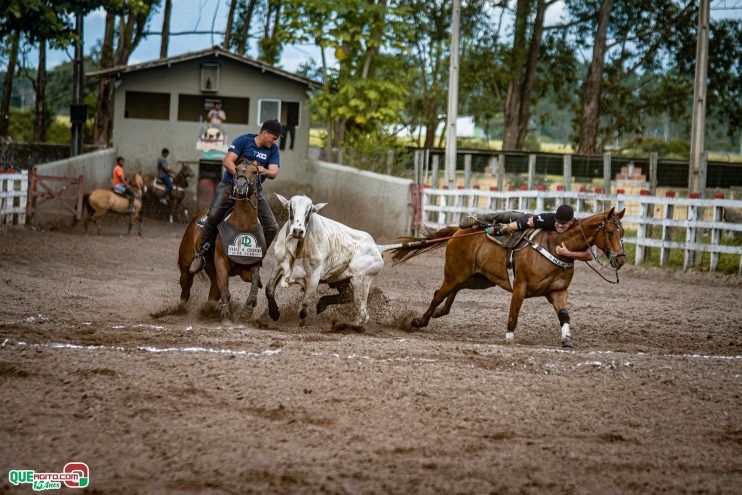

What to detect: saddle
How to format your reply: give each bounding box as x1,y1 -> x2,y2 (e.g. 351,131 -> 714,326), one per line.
152,177 -> 184,192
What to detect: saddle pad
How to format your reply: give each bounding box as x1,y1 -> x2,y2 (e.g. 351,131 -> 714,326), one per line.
217,220 -> 266,266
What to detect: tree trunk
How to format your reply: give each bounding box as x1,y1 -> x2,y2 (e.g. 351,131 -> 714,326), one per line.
160,0 -> 172,58
224,0 -> 237,49
515,0 -> 546,148
237,0 -> 258,55
33,38 -> 47,143
94,12 -> 116,146
502,0 -> 531,150
0,30 -> 20,138
577,0 -> 614,155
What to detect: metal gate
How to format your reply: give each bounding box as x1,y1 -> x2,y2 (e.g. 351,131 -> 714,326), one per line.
26,171 -> 86,225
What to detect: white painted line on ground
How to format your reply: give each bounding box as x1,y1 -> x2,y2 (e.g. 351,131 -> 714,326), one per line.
10,340 -> 281,358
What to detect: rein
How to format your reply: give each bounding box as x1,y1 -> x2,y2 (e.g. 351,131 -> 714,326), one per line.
578,216 -> 624,284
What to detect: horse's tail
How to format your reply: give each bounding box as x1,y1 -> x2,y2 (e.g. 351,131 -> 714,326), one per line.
380,225 -> 460,265
74,193 -> 92,223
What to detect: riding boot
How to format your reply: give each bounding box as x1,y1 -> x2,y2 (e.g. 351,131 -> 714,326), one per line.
459,213 -> 489,230
189,222 -> 217,274
127,197 -> 135,213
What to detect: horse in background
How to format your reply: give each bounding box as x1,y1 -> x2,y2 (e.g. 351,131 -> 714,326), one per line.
389,208 -> 626,347
83,173 -> 144,236
177,160 -> 262,324
143,163 -> 195,223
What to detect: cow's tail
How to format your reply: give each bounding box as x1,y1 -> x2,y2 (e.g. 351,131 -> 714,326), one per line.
378,225 -> 459,265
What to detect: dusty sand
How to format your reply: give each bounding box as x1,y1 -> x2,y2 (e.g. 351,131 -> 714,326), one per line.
1,217 -> 741,494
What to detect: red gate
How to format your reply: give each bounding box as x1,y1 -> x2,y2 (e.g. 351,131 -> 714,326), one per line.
26,170 -> 86,224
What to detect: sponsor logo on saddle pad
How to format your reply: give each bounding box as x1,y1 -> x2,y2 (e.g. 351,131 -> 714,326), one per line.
228,233 -> 263,258
9,462 -> 90,491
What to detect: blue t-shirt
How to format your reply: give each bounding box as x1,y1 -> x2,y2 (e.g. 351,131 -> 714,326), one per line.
222,133 -> 280,185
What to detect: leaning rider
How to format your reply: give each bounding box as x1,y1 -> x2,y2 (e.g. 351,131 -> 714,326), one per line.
111,156 -> 135,213
466,204 -> 593,260
189,119 -> 283,274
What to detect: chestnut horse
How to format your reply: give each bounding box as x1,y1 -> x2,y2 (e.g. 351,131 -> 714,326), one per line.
390,207 -> 626,347
83,173 -> 144,236
177,161 -> 262,324
143,164 -> 195,223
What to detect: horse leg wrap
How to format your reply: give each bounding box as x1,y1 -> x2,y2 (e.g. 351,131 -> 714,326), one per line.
558,309 -> 571,340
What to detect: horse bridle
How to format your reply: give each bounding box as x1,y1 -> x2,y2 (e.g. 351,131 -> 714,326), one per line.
231,161 -> 258,209
578,213 -> 625,283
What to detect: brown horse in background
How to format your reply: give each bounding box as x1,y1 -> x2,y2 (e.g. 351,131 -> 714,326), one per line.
177,161 -> 262,324
390,208 -> 626,347
83,173 -> 144,236
143,163 -> 195,223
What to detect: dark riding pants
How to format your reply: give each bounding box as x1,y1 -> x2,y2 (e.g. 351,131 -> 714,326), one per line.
198,182 -> 279,253
160,174 -> 173,199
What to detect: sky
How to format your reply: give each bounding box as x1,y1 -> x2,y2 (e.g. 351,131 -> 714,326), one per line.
26,0 -> 742,74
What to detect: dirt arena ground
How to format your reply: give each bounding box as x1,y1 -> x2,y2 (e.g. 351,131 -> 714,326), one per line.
1,216 -> 741,494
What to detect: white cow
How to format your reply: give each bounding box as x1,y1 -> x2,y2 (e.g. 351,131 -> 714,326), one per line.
266,194 -> 388,327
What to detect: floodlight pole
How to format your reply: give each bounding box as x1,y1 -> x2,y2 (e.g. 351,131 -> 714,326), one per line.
688,0 -> 710,196
444,0 -> 461,189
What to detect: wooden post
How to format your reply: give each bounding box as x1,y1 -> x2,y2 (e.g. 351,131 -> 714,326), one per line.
527,154 -> 536,190
684,200 -> 698,271
412,150 -> 421,186
710,202 -> 722,272
431,154 -> 440,189
464,154 -> 472,189
603,153 -> 611,195
563,154 -> 572,192
660,192 -> 675,266
497,153 -> 505,192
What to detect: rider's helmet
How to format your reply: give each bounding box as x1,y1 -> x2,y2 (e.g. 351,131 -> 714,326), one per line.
555,204 -> 574,224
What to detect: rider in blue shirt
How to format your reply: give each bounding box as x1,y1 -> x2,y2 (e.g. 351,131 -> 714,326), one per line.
189,119 -> 282,274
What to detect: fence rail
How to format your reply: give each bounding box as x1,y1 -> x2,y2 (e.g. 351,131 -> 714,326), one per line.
419,187 -> 742,273
0,170 -> 29,227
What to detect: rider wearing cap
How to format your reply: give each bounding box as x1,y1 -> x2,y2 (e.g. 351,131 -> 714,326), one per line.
189,119 -> 283,274
489,205 -> 594,260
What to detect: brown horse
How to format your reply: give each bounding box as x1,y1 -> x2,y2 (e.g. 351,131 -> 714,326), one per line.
177,161 -> 262,324
143,164 -> 195,223
390,207 -> 626,347
83,173 -> 144,236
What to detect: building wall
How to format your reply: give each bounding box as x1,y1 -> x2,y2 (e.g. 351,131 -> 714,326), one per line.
112,56 -> 313,206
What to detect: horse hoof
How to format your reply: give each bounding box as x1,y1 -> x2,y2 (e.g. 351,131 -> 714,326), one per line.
299,319 -> 306,328
562,337 -> 575,349
505,332 -> 514,341
316,303 -> 327,315
221,318 -> 233,327
410,318 -> 425,328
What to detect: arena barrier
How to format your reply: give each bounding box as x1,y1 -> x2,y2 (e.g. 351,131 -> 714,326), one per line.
310,160 -> 413,239
420,187 -> 742,273
0,170 -> 28,227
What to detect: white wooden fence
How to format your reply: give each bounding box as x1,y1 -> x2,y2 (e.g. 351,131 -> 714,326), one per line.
420,187 -> 742,273
0,170 -> 28,227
